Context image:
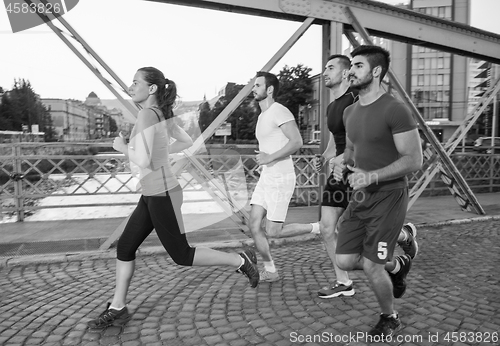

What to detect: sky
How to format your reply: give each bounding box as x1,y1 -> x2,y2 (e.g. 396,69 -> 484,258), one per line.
0,0 -> 499,103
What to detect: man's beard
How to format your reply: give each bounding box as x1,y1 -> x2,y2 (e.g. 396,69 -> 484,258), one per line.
253,92 -> 267,102
349,73 -> 373,91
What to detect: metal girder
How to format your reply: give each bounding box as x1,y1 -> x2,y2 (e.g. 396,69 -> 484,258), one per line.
26,0 -> 139,123
147,0 -> 500,64
176,16 -> 316,159
343,7 -> 485,215
27,0 -> 254,248
408,76 -> 500,210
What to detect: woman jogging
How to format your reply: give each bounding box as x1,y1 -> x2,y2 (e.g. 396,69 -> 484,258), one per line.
87,67 -> 259,329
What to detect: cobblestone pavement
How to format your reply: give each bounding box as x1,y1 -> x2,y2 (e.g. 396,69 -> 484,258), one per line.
0,220 -> 499,346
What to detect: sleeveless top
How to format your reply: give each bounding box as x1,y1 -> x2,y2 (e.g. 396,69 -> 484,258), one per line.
129,107 -> 179,196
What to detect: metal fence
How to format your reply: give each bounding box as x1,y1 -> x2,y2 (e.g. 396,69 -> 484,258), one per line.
1,142 -> 499,222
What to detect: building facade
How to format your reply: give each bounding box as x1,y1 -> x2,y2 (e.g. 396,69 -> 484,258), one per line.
305,0 -> 475,144
42,92 -> 124,141
42,99 -> 89,142
408,0 -> 470,142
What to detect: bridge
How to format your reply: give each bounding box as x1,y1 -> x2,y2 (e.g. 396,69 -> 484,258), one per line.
8,0 -> 500,247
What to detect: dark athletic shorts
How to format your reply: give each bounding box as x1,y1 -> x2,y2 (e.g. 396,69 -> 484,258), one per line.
321,172 -> 352,209
336,188 -> 408,264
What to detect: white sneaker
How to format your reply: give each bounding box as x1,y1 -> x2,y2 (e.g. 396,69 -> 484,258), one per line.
259,269 -> 280,282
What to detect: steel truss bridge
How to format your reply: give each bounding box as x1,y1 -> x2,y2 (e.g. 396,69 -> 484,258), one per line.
25,0 -> 500,248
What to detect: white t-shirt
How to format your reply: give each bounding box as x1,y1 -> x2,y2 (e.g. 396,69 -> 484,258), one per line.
255,102 -> 296,175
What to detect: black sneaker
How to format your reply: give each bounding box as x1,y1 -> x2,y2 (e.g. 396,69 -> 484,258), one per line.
237,248 -> 259,288
389,255 -> 412,298
368,313 -> 402,340
399,223 -> 419,259
87,303 -> 131,329
318,282 -> 355,298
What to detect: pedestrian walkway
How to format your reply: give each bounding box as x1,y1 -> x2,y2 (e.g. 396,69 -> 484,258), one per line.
0,219 -> 499,345
1,192 -> 499,262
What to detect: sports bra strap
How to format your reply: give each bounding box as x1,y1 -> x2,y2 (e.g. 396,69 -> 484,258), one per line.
149,107 -> 162,122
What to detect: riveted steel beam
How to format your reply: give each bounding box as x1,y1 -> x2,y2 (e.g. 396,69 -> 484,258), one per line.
344,6 -> 485,215
147,0 -> 500,64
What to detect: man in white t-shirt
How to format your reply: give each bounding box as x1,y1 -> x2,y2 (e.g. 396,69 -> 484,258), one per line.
249,71 -> 303,282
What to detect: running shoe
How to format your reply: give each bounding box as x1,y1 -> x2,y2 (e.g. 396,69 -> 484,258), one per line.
259,269 -> 280,282
398,223 -> 419,259
237,248 -> 259,288
368,313 -> 402,339
318,282 -> 355,298
87,303 -> 131,329
389,254 -> 412,298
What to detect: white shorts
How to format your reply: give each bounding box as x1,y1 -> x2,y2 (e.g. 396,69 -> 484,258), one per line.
250,171 -> 296,222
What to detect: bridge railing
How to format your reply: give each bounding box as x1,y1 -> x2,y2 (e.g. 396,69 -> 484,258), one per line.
1,142 -> 499,222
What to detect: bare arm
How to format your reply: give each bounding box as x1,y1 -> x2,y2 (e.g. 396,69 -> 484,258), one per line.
370,128 -> 422,181
333,136 -> 352,181
169,123 -> 193,154
322,133 -> 337,161
256,120 -> 303,166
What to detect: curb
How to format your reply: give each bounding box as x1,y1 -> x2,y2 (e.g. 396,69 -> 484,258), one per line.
414,215 -> 500,228
1,216 -> 499,268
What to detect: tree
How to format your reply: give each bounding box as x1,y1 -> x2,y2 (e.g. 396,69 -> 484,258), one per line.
195,64 -> 312,144
198,99 -> 214,136
0,79 -> 56,141
276,64 -> 313,123
209,83 -> 257,142
109,117 -> 118,135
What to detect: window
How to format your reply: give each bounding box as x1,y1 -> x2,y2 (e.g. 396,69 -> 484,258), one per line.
413,90 -> 423,103
418,75 -> 424,86
437,74 -> 444,85
431,58 -> 437,69
424,75 -> 430,85
438,57 -> 444,69
425,58 -> 431,70
412,58 -> 419,70
444,74 -> 450,86
437,91 -> 443,102
444,90 -> 450,102
419,58 -> 425,69
430,91 -> 437,101
438,7 -> 446,18
445,7 -> 452,19
444,57 -> 450,69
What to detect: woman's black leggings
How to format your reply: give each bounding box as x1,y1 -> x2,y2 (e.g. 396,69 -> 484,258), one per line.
117,184 -> 196,265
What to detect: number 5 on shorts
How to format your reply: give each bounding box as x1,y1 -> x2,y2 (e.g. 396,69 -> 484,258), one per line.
378,242 -> 388,260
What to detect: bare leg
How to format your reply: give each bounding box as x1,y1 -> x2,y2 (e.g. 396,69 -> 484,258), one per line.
249,205 -> 272,261
337,254 -> 394,314
110,259 -> 135,309
281,223 -> 313,235
320,206 -> 350,283
192,248 -> 241,267
363,258 -> 395,315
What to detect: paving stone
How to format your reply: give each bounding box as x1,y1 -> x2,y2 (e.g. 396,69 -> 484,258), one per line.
1,220 -> 500,345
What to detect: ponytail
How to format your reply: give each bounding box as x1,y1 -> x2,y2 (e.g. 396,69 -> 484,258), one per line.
158,78 -> 177,121
137,66 -> 177,121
